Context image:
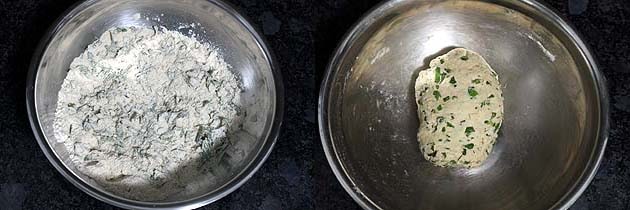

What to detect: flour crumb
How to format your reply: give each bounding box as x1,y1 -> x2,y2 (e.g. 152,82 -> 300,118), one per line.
525,33 -> 556,62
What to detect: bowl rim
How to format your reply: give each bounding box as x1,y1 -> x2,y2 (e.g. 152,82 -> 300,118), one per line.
25,0 -> 284,209
317,0 -> 609,209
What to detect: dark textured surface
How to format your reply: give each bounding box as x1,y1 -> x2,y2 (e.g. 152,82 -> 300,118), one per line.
0,0 -> 627,209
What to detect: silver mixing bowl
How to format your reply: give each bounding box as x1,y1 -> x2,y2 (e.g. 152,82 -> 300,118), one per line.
26,0 -> 282,209
319,0 -> 608,209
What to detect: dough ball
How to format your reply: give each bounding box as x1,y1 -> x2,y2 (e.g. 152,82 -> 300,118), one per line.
415,48 -> 504,168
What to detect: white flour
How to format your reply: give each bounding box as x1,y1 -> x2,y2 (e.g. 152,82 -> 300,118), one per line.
53,26 -> 242,201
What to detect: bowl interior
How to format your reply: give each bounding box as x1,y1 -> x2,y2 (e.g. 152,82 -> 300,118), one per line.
323,1 -> 603,209
32,0 -> 276,204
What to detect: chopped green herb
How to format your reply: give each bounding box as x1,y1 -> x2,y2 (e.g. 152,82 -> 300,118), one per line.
444,68 -> 452,73
434,67 -> 442,83
468,87 -> 478,97
449,160 -> 457,164
480,100 -> 490,108
464,143 -> 474,149
428,150 -> 437,157
460,55 -> 469,60
491,112 -> 497,118
449,76 -> 457,84
437,104 -> 443,111
440,59 -> 445,64
441,152 -> 447,158
443,96 -> 451,102
68,103 -> 76,107
462,149 -> 467,155
437,116 -> 445,123
486,81 -> 491,85
488,94 -> 495,98
446,122 -> 454,127
463,161 -> 471,164
465,127 -> 475,136
433,90 -> 441,100
472,79 -> 481,84
441,127 -> 446,132
452,96 -> 458,100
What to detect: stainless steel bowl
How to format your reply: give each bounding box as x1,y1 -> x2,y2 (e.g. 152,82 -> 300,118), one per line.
319,0 -> 608,209
26,0 -> 282,209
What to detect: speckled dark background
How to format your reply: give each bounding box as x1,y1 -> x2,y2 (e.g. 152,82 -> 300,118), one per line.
0,0 -> 628,209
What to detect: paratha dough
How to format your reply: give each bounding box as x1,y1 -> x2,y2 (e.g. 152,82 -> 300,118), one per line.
415,48 -> 504,168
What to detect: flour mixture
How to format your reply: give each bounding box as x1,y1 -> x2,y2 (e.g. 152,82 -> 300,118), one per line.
53,26 -> 242,200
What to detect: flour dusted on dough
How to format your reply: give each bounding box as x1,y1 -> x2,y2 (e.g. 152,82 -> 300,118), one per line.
53,26 -> 242,201
415,48 -> 504,168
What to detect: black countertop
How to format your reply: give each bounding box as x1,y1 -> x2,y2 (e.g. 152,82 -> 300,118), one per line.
0,0 -> 628,209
